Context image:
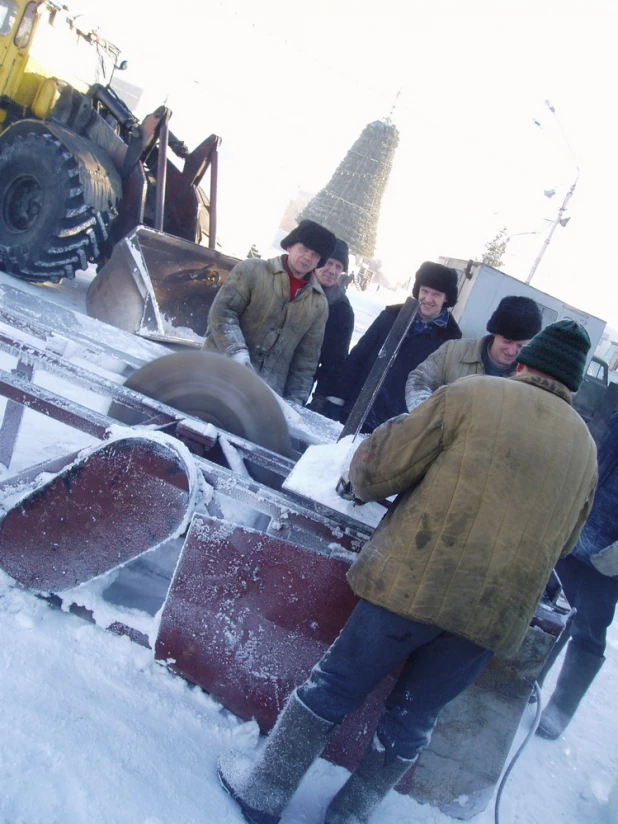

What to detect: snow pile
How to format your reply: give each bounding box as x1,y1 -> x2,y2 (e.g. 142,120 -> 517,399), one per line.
1,563 -> 617,823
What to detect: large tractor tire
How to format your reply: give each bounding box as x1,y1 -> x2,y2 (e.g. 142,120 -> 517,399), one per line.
0,131 -> 117,283
109,352 -> 292,485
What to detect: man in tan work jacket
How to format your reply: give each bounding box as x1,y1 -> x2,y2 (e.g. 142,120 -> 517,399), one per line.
405,294 -> 543,412
203,219 -> 335,406
218,320 -> 598,824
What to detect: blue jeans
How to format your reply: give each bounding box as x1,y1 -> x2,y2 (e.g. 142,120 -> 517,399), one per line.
555,554 -> 618,657
297,599 -> 492,762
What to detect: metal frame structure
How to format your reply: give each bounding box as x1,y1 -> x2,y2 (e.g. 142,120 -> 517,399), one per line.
0,294 -> 570,817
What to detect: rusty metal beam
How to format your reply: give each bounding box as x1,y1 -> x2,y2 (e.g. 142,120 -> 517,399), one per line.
0,369 -> 112,439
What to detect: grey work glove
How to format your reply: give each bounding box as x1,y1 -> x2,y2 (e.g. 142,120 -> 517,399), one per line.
590,541 -> 618,577
230,350 -> 254,370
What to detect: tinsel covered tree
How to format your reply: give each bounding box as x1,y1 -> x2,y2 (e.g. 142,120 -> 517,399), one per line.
300,119 -> 399,258
481,227 -> 509,269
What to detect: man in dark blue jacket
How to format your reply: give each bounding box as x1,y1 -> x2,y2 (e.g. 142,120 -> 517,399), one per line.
306,239 -> 355,415
536,411 -> 618,740
324,261 -> 461,431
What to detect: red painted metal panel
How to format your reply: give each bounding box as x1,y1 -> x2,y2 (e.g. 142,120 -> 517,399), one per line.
155,514 -> 397,772
0,437 -> 192,591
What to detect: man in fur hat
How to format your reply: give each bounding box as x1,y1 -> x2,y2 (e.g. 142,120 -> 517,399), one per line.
405,295 -> 543,411
306,239 -> 355,415
217,320 -> 597,824
203,219 -> 335,405
323,261 -> 462,431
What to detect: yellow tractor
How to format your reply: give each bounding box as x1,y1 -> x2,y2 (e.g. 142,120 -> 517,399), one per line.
0,0 -> 237,342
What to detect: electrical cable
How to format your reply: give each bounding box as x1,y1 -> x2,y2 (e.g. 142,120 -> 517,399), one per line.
494,680 -> 542,824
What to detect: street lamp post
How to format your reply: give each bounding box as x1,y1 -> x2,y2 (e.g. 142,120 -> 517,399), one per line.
526,175 -> 578,285
526,100 -> 579,285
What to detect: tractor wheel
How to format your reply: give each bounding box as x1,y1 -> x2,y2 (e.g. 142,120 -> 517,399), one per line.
109,352 -> 292,485
0,131 -> 117,283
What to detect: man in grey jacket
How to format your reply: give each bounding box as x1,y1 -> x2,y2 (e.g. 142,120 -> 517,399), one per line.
405,295 -> 542,411
203,219 -> 335,405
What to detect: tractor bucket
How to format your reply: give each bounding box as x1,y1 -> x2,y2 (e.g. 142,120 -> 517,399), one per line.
0,433 -> 197,592
86,226 -> 240,346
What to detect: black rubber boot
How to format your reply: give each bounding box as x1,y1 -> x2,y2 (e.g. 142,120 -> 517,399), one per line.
324,737 -> 415,824
536,642 -> 605,740
217,691 -> 334,824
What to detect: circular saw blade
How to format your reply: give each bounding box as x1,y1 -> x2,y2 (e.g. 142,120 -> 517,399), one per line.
110,351 -> 292,474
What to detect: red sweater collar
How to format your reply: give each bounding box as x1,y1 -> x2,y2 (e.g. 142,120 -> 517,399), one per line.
283,255 -> 310,300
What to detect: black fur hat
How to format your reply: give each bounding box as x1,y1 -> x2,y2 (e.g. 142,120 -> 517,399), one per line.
412,262 -> 459,308
330,239 -> 349,271
486,296 -> 543,341
280,220 -> 336,269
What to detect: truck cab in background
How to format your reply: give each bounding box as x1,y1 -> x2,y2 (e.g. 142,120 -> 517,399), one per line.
439,258 -> 606,357
575,355 -> 610,422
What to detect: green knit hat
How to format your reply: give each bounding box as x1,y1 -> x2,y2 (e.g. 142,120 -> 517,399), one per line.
516,320 -> 591,391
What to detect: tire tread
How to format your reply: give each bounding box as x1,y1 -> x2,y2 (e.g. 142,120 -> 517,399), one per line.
0,130 -> 118,282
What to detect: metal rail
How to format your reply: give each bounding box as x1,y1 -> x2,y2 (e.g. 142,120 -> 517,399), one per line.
0,327 -> 295,476
0,319 -> 370,549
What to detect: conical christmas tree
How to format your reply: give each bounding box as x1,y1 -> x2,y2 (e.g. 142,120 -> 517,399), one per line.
300,119 -> 399,258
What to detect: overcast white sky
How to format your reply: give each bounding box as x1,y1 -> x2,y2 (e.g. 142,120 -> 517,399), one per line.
87,0 -> 618,326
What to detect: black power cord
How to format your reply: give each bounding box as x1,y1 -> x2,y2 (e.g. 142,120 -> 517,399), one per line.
494,681 -> 542,824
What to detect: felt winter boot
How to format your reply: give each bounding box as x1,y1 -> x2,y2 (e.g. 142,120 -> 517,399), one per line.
324,736 -> 415,824
217,691 -> 334,824
536,643 -> 605,740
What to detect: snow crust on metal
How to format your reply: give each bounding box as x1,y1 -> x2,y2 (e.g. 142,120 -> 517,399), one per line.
0,430 -> 201,592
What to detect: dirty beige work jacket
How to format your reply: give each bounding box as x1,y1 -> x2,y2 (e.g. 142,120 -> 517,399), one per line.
203,256 -> 328,405
405,335 -> 492,412
348,373 -> 598,657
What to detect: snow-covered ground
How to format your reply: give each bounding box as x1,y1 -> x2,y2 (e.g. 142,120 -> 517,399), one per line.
0,269 -> 617,824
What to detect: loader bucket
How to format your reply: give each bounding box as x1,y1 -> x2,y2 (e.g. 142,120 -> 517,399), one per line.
0,433 -> 197,592
86,226 -> 240,346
